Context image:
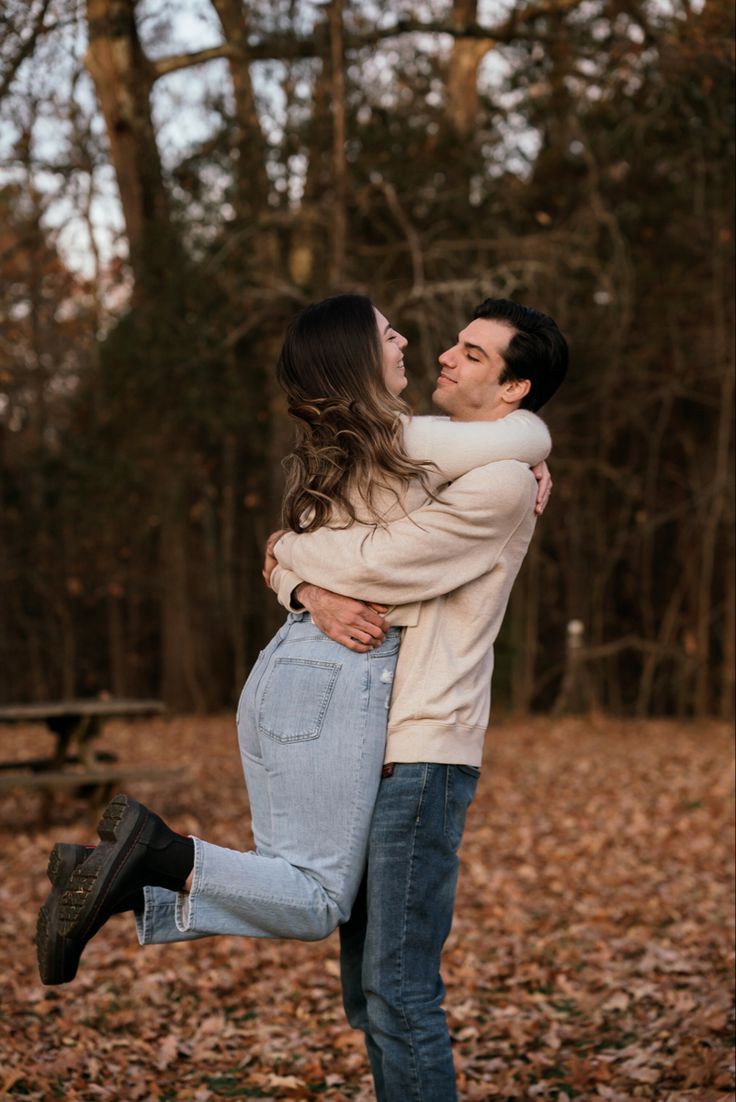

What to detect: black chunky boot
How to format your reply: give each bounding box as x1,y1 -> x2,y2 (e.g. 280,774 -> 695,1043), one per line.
57,794 -> 194,941
36,843 -> 144,985
36,843 -> 90,985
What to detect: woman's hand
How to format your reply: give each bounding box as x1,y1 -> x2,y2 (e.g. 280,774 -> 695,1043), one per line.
531,461 -> 552,515
262,529 -> 286,588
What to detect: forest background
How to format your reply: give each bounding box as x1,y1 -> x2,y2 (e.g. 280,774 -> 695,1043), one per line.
0,0 -> 733,718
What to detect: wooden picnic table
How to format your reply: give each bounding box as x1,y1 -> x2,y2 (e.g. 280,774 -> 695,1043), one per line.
0,697 -> 179,822
0,698 -> 166,768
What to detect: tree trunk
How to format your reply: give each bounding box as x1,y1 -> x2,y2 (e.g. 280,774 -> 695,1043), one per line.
722,546 -> 735,720
510,543 -> 540,712
107,589 -> 127,696
85,0 -> 202,709
695,238 -> 734,714
446,0 -> 493,137
292,53 -> 333,288
159,504 -> 207,712
209,0 -> 270,218
328,0 -> 347,287
553,620 -> 594,715
85,0 -> 178,299
220,428 -> 247,699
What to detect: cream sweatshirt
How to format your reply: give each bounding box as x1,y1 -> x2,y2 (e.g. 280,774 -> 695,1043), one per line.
272,410 -> 550,767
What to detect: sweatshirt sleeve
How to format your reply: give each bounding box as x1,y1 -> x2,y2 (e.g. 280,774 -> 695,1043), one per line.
270,563 -> 306,612
402,410 -> 551,487
274,460 -> 537,604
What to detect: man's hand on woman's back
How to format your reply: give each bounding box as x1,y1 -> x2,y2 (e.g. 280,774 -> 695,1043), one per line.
295,585 -> 390,653
263,529 -> 389,653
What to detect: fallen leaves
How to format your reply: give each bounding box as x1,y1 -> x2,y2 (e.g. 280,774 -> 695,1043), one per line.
0,715 -> 733,1100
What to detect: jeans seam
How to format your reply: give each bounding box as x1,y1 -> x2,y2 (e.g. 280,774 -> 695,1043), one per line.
178,835 -> 206,930
334,653 -> 373,894
329,645 -> 397,915
396,763 -> 430,1102
443,766 -> 450,840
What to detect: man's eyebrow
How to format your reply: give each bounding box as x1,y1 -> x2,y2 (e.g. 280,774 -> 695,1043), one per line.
459,337 -> 488,358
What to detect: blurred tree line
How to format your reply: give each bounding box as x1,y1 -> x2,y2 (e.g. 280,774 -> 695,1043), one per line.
0,0 -> 733,717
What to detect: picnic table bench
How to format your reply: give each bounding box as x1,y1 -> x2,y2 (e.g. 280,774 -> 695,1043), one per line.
0,698 -> 182,821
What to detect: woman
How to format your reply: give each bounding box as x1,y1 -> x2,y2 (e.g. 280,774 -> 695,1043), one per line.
37,295 -> 551,983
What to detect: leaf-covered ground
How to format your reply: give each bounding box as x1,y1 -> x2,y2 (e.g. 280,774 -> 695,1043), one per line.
1,716 -> 733,1101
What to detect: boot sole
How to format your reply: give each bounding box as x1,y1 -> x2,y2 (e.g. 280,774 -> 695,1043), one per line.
58,793 -> 148,939
36,843 -> 90,985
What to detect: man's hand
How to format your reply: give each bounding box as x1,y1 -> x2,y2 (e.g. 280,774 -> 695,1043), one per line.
531,461 -> 552,515
297,583 -> 390,653
262,529 -> 286,589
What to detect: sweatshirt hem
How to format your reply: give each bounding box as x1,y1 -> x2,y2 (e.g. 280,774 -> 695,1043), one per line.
384,722 -> 487,768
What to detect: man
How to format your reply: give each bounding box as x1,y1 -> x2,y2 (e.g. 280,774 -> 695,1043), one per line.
265,298 -> 568,1101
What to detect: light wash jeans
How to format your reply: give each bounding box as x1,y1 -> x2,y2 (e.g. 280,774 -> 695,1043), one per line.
136,614 -> 400,946
340,762 -> 480,1101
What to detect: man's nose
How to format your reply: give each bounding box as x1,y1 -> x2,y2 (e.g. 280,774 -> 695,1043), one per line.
438,347 -> 454,367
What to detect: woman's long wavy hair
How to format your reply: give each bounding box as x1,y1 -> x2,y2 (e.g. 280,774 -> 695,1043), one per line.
277,294 -> 436,532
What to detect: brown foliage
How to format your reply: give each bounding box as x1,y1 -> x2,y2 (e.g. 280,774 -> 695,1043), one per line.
0,716 -> 733,1100
1,1 -> 733,717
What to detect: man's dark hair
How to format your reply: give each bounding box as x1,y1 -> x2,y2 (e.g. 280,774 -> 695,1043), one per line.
472,298 -> 568,411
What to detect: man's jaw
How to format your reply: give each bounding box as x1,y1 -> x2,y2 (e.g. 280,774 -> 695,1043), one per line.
431,383 -> 453,413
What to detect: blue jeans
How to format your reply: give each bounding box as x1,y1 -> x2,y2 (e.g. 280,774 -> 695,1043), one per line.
136,614 -> 400,944
339,762 -> 480,1101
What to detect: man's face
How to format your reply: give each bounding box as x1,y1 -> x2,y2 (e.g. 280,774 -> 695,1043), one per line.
433,318 -> 526,421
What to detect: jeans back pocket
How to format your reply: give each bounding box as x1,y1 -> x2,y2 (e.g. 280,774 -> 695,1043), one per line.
257,657 -> 341,743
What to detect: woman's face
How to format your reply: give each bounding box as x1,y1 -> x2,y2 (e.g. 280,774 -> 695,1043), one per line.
374,308 -> 408,396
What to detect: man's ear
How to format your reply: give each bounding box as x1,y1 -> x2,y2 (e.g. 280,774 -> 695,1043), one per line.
501,377 -> 531,404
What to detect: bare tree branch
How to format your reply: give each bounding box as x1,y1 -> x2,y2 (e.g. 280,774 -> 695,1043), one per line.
148,1 -> 589,81
371,181 -> 425,294
0,0 -> 53,101
150,43 -> 238,79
